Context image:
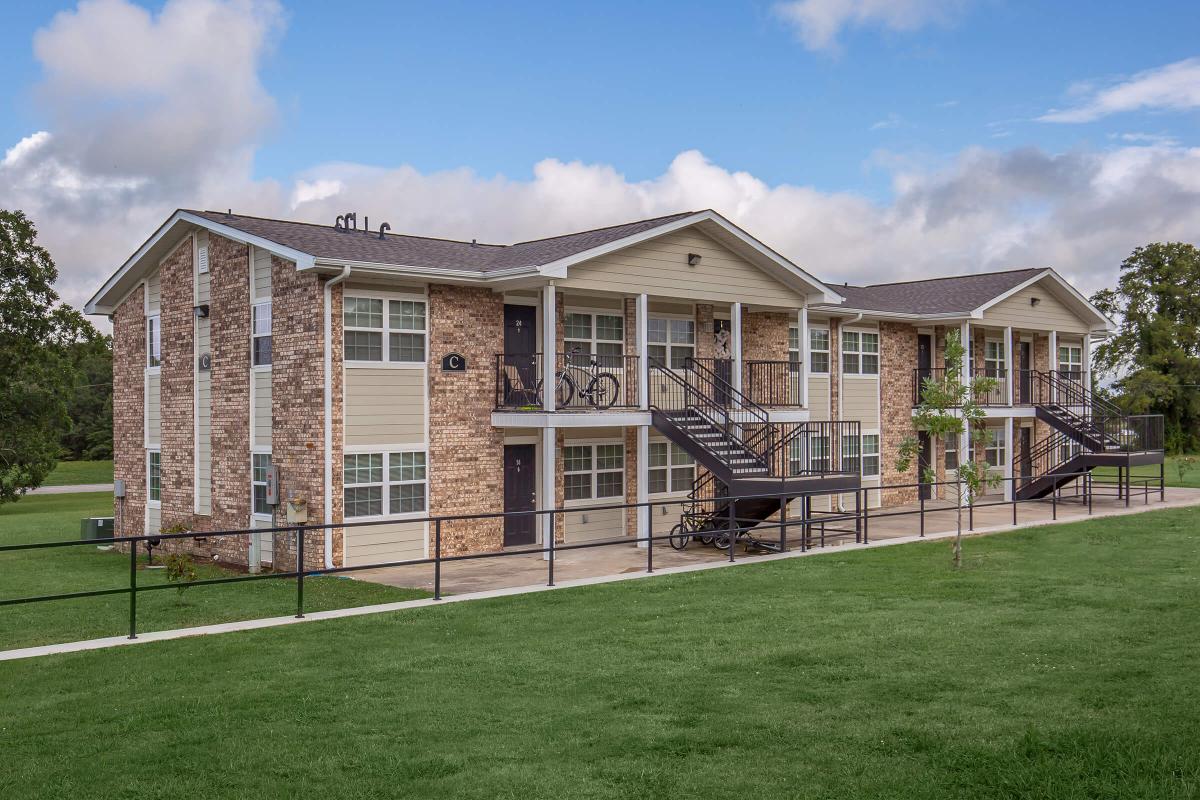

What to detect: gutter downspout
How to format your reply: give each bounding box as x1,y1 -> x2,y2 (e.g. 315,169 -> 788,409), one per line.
323,265 -> 351,569
837,313 -> 862,514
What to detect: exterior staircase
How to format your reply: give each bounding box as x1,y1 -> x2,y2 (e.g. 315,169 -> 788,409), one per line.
648,359 -> 859,549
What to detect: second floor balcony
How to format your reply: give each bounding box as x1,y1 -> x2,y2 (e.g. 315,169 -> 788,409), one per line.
912,367 -> 1087,408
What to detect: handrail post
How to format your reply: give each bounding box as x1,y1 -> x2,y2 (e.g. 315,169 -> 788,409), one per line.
1012,483 -> 1017,526
779,494 -> 788,552
646,504 -> 653,573
1051,487 -> 1057,520
968,498 -> 974,531
727,498 -> 736,562
862,489 -> 869,544
295,526 -> 305,619
128,540 -> 138,640
548,510 -> 556,586
1087,472 -> 1093,515
433,519 -> 442,600
919,489 -> 925,538
854,489 -> 862,543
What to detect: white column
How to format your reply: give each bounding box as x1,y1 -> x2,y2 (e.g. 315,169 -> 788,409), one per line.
798,306 -> 809,408
636,425 -> 649,548
542,283 -> 556,412
636,293 -> 648,410
1004,326 -> 1013,405
540,427 -> 556,557
731,302 -> 743,396
1083,333 -> 1092,392
1003,416 -> 1014,501
1048,330 -> 1058,403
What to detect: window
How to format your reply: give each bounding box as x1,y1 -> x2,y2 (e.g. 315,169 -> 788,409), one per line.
842,330 -> 879,375
862,434 -> 880,477
563,443 -> 624,501
811,436 -> 831,472
790,436 -> 831,475
809,328 -> 830,373
147,315 -> 161,368
842,435 -> 860,474
788,327 -> 800,364
985,427 -> 1006,468
565,312 -> 624,367
344,296 -> 427,364
252,453 -> 272,516
147,450 -> 161,504
252,301 -> 272,366
343,451 -> 427,518
1058,345 -> 1083,380
945,439 -> 959,470
1058,438 -> 1083,463
984,340 -> 1005,378
647,318 -> 695,369
647,442 -> 695,494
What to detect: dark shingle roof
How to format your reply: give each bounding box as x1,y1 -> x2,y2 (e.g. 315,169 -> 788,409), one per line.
191,209 -> 698,273
819,268 -> 1045,315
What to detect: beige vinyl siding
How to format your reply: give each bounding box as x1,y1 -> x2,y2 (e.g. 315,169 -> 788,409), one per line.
562,293 -> 623,310
344,521 -> 426,567
561,429 -> 626,543
841,380 -> 879,428
146,504 -> 161,536
252,518 -> 274,563
648,300 -> 694,316
807,376 -> 830,419
646,431 -> 691,534
252,246 -> 272,300
983,284 -> 1088,333
146,270 -> 161,314
344,368 -> 425,446
559,229 -> 805,307
252,370 -> 272,448
146,373 -> 161,446
196,269 -> 210,304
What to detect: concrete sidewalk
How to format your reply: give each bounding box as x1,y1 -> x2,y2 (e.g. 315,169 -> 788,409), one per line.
28,483 -> 114,495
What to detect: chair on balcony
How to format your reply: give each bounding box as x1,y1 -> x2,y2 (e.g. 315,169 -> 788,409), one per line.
501,362 -> 540,407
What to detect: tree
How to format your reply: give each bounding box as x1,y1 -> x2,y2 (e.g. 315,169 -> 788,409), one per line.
0,209 -> 92,503
61,332 -> 114,461
1091,242 -> 1200,453
895,330 -> 999,568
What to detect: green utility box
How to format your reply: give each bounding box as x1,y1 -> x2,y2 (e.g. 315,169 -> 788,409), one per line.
81,517 -> 115,541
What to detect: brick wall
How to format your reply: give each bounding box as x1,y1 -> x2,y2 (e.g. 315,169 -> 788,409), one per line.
428,284 -> 505,554
695,304 -> 715,360
270,256 -> 328,571
880,322 -> 919,505
158,238 -> 195,534
112,285 -> 146,539
329,282 -> 345,566
742,311 -> 789,361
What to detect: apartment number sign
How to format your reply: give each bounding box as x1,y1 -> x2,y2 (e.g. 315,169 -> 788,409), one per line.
441,352 -> 467,372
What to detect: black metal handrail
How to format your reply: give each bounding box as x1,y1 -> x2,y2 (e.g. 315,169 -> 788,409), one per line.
911,367 -> 1008,407
686,356 -> 776,461
744,360 -> 803,407
494,352 -> 640,410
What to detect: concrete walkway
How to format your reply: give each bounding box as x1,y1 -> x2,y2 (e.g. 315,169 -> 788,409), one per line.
2,487 -> 1197,663
29,483 -> 114,495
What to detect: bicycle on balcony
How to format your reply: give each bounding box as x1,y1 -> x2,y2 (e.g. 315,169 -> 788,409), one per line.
538,348 -> 621,410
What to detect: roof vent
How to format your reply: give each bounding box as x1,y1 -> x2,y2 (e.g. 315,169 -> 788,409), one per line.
378,222 -> 391,240
471,238 -> 477,247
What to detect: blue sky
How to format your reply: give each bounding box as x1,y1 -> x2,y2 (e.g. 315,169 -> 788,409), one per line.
1,0 -> 1198,312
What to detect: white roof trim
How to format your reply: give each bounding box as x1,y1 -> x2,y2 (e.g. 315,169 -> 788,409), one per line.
972,269 -> 1114,330
85,210 -> 316,314
535,210 -> 844,304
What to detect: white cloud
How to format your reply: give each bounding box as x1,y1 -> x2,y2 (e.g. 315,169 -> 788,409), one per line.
1040,57 -> 1200,123
772,0 -> 966,52
4,0 -> 1200,332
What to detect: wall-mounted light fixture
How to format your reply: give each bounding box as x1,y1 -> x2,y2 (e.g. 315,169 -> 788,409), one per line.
1030,297 -> 1041,307
193,304 -> 210,318
687,253 -> 702,267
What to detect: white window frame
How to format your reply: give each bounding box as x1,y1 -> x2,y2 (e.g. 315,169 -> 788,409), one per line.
647,441 -> 695,496
252,300 -> 272,368
985,426 -> 1006,468
342,448 -> 429,520
1058,344 -> 1083,379
789,435 -> 831,475
146,314 -> 161,370
251,451 -> 272,519
984,339 -> 1005,378
647,315 -> 696,369
841,329 -> 879,376
343,292 -> 428,368
562,441 -> 625,503
945,438 -> 959,471
564,309 -> 624,364
807,326 -> 830,374
147,449 -> 162,507
862,433 -> 881,477
842,435 -> 860,475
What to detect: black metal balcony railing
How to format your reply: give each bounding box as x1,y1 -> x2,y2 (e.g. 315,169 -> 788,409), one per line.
911,367 -> 1009,407
494,353 -> 640,411
743,360 -> 804,407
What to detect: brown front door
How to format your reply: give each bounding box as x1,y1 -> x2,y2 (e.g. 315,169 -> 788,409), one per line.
503,444 -> 537,546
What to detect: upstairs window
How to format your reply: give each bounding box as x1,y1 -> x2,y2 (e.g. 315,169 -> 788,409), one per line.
647,318 -> 695,369
788,327 -> 800,365
1058,345 -> 1083,380
842,330 -> 879,375
252,301 -> 272,366
344,297 -> 426,364
147,315 -> 161,368
809,328 -> 830,373
565,312 -> 623,367
147,450 -> 162,504
984,340 -> 1005,378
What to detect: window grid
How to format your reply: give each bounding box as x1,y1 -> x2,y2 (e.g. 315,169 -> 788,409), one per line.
647,318 -> 695,369
985,427 -> 1006,468
252,453 -> 272,516
343,451 -> 427,518
564,312 -> 624,364
252,301 -> 272,366
809,328 -> 830,374
648,442 -> 696,495
147,451 -> 161,503
1058,345 -> 1083,379
862,434 -> 880,477
984,340 -> 1005,377
147,315 -> 161,368
563,443 -> 625,501
841,330 -> 879,375
344,296 -> 427,363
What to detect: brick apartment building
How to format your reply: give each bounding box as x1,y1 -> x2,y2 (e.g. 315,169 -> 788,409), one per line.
86,208 -> 1150,571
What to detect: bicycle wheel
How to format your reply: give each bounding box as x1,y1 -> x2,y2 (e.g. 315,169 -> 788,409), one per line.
555,372 -> 575,408
668,522 -> 691,550
587,372 -> 620,410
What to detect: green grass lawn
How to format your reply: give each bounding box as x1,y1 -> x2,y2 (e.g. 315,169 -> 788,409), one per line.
42,459 -> 113,486
1093,454 -> 1199,490
1,506 -> 1198,799
0,493 -> 427,649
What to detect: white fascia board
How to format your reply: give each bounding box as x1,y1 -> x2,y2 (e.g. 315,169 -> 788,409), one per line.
533,210 -> 844,304
85,210 -> 317,315
309,258 -> 538,283
813,306 -> 971,323
973,269 -> 1115,331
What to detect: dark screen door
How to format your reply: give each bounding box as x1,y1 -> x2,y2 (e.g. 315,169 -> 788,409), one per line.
1018,341 -> 1032,404
918,432 -> 933,500
1019,427 -> 1032,479
503,305 -> 537,404
503,444 -> 537,546
916,334 -> 932,403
